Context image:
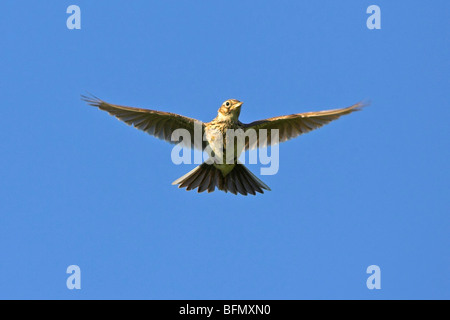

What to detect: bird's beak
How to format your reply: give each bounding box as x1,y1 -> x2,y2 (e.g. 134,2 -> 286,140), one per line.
233,101 -> 243,109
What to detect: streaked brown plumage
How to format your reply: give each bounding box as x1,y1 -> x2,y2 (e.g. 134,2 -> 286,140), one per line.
82,95 -> 366,195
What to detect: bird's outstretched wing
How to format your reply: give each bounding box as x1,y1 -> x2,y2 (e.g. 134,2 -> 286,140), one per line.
82,95 -> 206,150
243,102 -> 367,149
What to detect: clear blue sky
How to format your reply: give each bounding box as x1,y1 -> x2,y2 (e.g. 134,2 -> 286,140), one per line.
0,0 -> 448,299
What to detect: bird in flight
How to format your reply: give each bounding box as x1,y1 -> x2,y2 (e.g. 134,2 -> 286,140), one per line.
83,95 -> 366,195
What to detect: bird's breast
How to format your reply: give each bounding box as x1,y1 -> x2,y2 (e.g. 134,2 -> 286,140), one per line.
205,121 -> 245,164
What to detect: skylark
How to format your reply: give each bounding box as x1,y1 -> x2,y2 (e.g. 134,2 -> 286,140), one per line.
83,96 -> 366,195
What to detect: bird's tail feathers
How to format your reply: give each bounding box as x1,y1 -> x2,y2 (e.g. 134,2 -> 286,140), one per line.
172,162 -> 270,196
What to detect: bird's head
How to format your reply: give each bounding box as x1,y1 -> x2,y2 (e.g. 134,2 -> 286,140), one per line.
217,99 -> 243,121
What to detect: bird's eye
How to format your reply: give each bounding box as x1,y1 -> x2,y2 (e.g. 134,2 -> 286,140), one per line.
226,102 -> 230,107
